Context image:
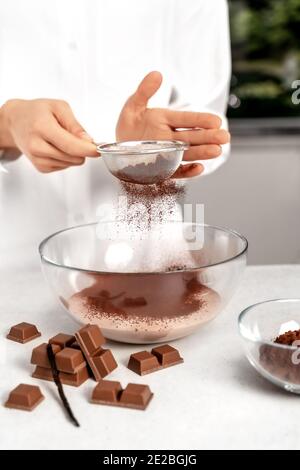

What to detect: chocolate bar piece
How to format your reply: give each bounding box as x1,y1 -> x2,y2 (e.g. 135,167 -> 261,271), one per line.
127,351 -> 160,375
32,365 -> 89,387
75,324 -> 117,381
70,341 -> 81,350
75,324 -> 105,356
151,344 -> 183,367
88,348 -> 117,380
6,322 -> 41,344
5,384 -> 44,411
32,366 -> 53,382
60,366 -> 89,386
49,333 -> 75,348
55,347 -> 86,374
120,383 -> 153,409
31,343 -> 61,368
127,344 -> 183,376
91,380 -> 122,403
91,380 -> 153,410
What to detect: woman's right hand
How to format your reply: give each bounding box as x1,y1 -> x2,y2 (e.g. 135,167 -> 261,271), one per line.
0,99 -> 98,172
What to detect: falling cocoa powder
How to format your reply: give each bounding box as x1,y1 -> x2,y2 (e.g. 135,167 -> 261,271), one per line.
67,177 -> 221,343
118,179 -> 185,229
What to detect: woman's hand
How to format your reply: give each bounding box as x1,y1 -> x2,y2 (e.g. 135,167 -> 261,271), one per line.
0,99 -> 98,173
116,71 -> 230,178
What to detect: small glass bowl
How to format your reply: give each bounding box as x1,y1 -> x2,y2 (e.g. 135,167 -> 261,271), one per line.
238,299 -> 300,393
97,140 -> 188,185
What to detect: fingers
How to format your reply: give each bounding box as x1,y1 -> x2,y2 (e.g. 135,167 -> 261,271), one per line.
7,98 -> 98,173
27,137 -> 86,173
127,71 -> 163,109
31,139 -> 86,164
32,155 -> 84,174
44,119 -> 98,157
33,157 -> 73,172
183,145 -> 222,161
172,162 -> 204,179
53,100 -> 93,141
174,128 -> 230,146
166,110 -> 222,129
28,155 -> 71,173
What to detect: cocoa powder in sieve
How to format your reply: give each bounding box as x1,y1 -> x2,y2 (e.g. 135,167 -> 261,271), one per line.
114,153 -> 177,185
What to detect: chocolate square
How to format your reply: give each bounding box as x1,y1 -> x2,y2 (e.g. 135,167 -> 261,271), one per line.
55,347 -> 86,374
32,366 -> 54,382
75,324 -> 105,356
60,366 -> 89,387
7,322 -> 41,344
31,342 -> 61,368
91,380 -> 122,403
5,384 -> 44,411
127,351 -> 160,376
120,383 -> 153,409
151,344 -> 183,367
89,348 -> 117,380
49,333 -> 75,348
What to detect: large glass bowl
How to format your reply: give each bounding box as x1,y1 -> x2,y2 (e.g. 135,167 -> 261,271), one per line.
239,299 -> 300,393
39,222 -> 247,344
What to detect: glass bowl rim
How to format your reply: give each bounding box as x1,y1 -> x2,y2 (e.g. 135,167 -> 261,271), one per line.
96,140 -> 189,155
238,298 -> 300,351
39,221 -> 248,275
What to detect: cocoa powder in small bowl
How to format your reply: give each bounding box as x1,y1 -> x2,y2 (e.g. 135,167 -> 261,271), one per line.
274,329 -> 300,345
260,329 -> 300,385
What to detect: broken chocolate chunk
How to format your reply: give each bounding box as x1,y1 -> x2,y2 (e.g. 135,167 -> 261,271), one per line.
127,344 -> 183,375
91,380 -> 153,410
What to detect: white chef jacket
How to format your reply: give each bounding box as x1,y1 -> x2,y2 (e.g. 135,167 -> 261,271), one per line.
0,0 -> 231,267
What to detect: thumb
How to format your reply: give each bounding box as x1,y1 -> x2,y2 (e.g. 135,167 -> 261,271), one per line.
128,71 -> 163,109
54,101 -> 93,141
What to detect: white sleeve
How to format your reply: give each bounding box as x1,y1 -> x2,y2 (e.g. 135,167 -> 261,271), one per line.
0,149 -> 8,173
168,0 -> 231,174
0,148 -> 21,173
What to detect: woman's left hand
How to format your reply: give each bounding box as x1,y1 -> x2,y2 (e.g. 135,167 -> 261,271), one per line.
116,71 -> 230,178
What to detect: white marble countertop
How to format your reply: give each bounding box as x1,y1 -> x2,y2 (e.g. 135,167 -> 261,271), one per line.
1,262 -> 300,450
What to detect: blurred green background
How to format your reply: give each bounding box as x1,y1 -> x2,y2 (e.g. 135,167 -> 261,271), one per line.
228,0 -> 300,118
